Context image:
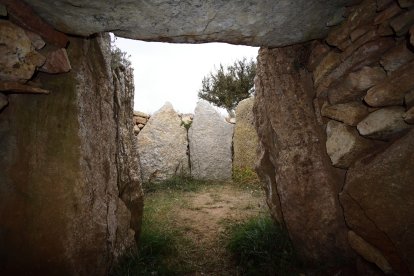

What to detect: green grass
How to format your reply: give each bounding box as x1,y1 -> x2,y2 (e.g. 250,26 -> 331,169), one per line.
142,175 -> 210,194
225,215 -> 300,276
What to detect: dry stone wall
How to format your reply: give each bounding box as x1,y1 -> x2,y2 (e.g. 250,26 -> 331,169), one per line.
255,0 -> 414,273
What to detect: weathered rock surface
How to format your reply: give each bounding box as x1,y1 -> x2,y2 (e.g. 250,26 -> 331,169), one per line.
0,34 -> 138,275
348,231 -> 393,274
138,102 -> 189,183
357,106 -> 411,140
0,19 -> 45,82
0,93 -> 8,111
39,47 -> 71,74
365,60 -> 414,107
112,66 -> 144,242
340,129 -> 414,275
321,102 -> 369,126
254,46 -> 350,263
326,120 -> 374,168
233,97 -> 258,171
23,0 -> 351,47
380,41 -> 414,74
189,101 -> 233,181
404,106 -> 414,124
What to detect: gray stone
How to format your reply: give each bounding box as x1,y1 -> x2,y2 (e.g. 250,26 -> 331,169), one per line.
233,97 -> 258,171
0,93 -> 7,111
133,110 -> 149,118
133,125 -> 140,135
138,102 -> 189,183
380,41 -> 414,74
326,120 -> 373,168
321,102 -> 369,126
24,0 -> 351,47
133,116 -> 147,125
357,107 -> 412,140
189,101 -> 233,181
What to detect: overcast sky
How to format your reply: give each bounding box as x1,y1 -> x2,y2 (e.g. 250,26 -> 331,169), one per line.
114,37 -> 258,115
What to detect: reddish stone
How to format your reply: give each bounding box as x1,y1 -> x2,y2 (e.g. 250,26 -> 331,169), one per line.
0,0 -> 68,47
307,41 -> 331,71
39,48 -> 71,74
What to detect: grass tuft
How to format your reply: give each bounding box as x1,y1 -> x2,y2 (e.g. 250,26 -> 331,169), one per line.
226,215 -> 300,276
143,175 -> 210,194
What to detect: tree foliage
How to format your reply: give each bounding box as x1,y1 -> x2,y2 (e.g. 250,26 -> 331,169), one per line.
198,58 -> 256,116
110,36 -> 132,70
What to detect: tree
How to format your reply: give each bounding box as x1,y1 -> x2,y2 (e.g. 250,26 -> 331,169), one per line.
110,36 -> 132,70
198,58 -> 256,117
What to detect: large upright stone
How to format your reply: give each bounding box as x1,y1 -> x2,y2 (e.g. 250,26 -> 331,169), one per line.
233,97 -> 258,171
254,46 -> 350,263
23,0 -> 350,47
137,102 -> 189,183
189,101 -> 233,181
0,34 -> 138,275
340,130 -> 414,275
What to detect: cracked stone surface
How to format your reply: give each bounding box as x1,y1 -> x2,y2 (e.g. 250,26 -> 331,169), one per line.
23,0 -> 351,47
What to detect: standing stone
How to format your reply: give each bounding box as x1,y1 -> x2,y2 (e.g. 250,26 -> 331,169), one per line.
253,46 -> 350,263
233,97 -> 258,172
340,130 -> 414,275
0,34 -> 137,275
189,101 -> 233,181
137,102 -> 189,183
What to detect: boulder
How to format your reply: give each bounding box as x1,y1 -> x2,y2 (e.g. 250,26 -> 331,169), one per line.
233,97 -> 258,171
0,19 -> 45,82
254,46 -> 350,263
326,120 -> 374,168
340,130 -> 414,275
23,0 -> 350,47
321,102 -> 369,126
357,107 -> 412,140
189,101 -> 233,181
138,102 -> 189,183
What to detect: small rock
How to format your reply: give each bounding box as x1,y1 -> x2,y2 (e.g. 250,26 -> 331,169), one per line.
346,66 -> 387,91
0,4 -> 7,16
229,117 -> 236,124
39,48 -> 71,74
390,8 -> 414,36
348,231 -> 393,274
133,116 -> 147,125
133,111 -> 150,118
403,106 -> 414,124
137,124 -> 145,129
313,51 -> 341,85
326,120 -> 374,168
0,93 -> 8,111
321,102 -> 368,126
357,107 -> 412,140
365,60 -> 414,107
380,41 -> 414,74
133,125 -> 140,135
25,30 -> 46,50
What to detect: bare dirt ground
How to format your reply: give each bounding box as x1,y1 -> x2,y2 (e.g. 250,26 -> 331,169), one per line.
145,182 -> 266,275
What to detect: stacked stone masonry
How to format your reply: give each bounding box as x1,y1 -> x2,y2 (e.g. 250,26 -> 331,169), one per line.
310,0 -> 414,274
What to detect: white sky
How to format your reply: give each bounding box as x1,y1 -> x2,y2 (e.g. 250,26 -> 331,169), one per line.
114,37 -> 258,115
